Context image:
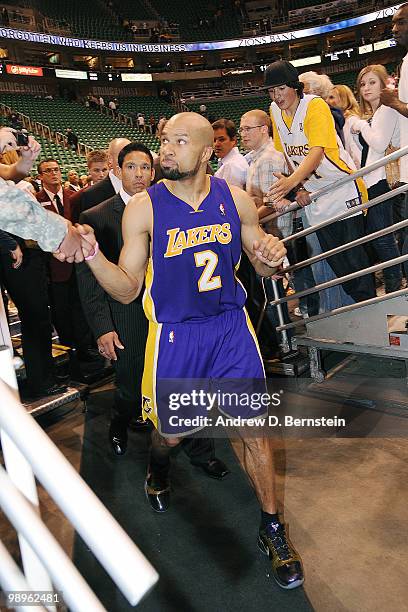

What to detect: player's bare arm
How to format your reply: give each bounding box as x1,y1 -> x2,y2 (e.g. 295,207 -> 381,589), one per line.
230,185 -> 286,276
79,191 -> 152,303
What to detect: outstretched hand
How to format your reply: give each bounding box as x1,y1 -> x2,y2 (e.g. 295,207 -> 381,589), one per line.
265,172 -> 296,203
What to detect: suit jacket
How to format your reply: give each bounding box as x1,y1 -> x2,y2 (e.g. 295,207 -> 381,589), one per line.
36,188 -> 73,282
68,176 -> 115,224
76,194 -> 144,341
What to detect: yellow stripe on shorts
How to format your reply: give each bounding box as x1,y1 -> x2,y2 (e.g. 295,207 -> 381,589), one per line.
141,320 -> 162,428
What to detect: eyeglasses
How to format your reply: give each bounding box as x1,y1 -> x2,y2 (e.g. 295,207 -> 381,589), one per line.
41,168 -> 60,174
238,125 -> 264,134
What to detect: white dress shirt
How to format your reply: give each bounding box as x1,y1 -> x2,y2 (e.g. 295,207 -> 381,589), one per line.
109,169 -> 122,194
43,186 -> 64,213
119,186 -> 132,206
214,147 -> 248,189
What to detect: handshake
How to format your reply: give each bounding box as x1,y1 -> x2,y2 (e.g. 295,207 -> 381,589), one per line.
53,222 -> 97,263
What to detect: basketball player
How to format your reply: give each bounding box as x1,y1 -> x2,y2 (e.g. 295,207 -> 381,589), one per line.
264,60 -> 375,304
78,112 -> 304,590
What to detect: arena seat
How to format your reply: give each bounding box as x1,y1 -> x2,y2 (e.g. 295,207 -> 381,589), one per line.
110,0 -> 152,21
113,0 -> 242,42
32,0 -> 128,40
0,94 -> 163,154
187,95 -> 270,132
117,96 -> 174,119
35,135 -> 88,179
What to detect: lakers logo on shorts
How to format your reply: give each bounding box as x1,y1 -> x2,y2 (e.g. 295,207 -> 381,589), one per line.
142,395 -> 153,414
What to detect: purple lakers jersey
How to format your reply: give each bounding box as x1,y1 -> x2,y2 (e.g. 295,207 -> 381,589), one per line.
143,176 -> 246,323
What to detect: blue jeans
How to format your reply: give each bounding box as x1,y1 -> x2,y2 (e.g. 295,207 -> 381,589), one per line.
367,180 -> 402,293
402,190 -> 408,279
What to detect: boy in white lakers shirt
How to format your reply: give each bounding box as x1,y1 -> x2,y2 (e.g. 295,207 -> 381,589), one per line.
264,60 -> 375,303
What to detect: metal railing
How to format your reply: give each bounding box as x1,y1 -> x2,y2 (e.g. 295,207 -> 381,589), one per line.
0,104 -> 92,159
0,346 -> 158,610
259,145 -> 408,347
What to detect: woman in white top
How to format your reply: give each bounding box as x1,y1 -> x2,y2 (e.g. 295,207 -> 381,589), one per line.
327,84 -> 362,169
349,65 -> 402,294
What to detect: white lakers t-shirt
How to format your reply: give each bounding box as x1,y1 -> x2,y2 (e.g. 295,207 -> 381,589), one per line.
270,95 -> 367,226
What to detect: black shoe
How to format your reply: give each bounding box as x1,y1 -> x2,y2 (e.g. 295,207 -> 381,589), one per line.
76,348 -> 105,363
27,382 -> 68,401
258,521 -> 304,590
128,415 -> 151,431
145,470 -> 170,513
109,423 -> 128,456
191,457 -> 229,480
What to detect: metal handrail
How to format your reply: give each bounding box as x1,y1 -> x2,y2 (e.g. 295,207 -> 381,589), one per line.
0,464 -> 105,612
284,217 -> 408,274
276,286 -> 408,332
0,347 -> 158,607
261,144 -> 408,226
257,144 -> 408,346
271,253 -> 408,307
0,540 -> 47,612
0,103 -> 89,161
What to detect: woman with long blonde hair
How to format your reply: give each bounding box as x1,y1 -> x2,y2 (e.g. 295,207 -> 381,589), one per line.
348,64 -> 402,293
327,84 -> 362,168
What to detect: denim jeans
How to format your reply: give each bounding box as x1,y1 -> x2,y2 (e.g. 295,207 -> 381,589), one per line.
367,180 -> 402,293
402,189 -> 408,280
306,230 -> 355,312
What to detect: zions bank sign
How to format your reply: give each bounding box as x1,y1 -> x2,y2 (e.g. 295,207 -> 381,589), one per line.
0,4 -> 401,54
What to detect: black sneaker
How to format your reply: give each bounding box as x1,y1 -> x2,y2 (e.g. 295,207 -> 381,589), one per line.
145,469 -> 170,513
258,521 -> 304,589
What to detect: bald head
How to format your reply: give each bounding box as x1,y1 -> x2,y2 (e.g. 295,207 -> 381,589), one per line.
393,3 -> 408,48
159,112 -> 214,182
108,138 -> 132,175
164,112 -> 214,147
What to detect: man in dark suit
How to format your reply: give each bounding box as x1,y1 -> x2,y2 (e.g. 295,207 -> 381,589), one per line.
66,170 -> 81,193
76,142 -> 228,482
71,138 -> 130,218
37,158 -> 92,358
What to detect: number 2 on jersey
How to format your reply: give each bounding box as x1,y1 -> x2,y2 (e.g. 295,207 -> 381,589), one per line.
194,250 -> 222,292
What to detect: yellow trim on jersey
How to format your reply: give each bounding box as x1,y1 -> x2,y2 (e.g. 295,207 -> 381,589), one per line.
141,321 -> 162,428
162,175 -> 211,210
142,257 -> 157,322
243,307 -> 265,377
270,108 -> 285,154
142,191 -> 157,322
323,151 -> 368,202
234,254 -> 247,299
222,181 -> 249,299
224,180 -> 241,220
